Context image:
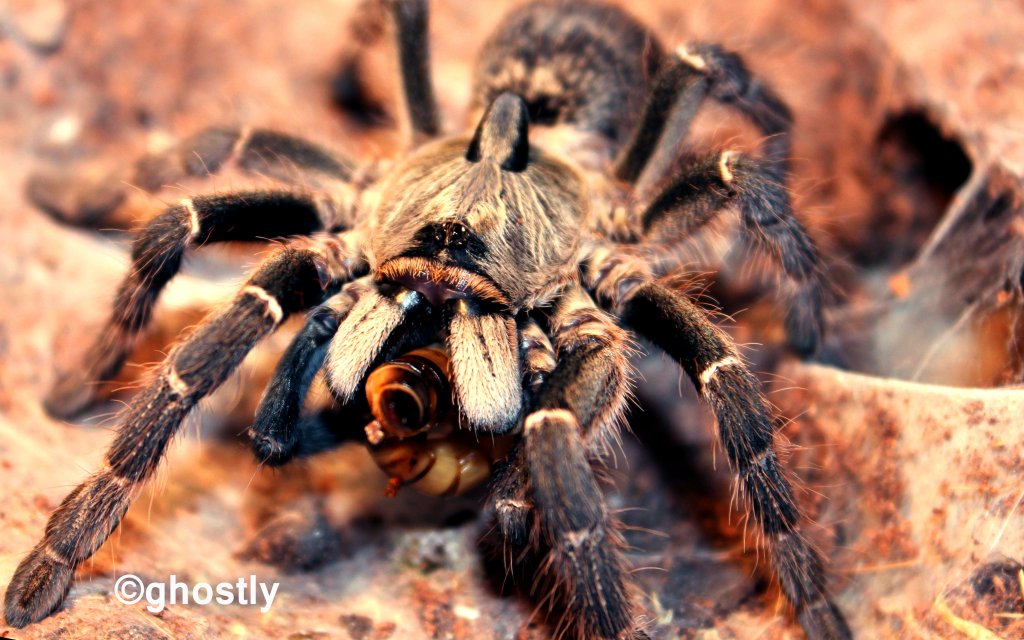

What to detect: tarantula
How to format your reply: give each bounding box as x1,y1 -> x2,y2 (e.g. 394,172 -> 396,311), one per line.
5,1 -> 851,638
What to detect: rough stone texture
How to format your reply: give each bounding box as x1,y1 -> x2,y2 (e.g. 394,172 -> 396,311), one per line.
775,365 -> 1024,639
1,1 -> 1023,639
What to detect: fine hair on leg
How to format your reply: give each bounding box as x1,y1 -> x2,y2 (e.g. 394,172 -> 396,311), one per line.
5,247 -> 331,628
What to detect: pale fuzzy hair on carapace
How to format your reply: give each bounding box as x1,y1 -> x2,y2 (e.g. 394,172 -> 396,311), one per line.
367,136 -> 591,311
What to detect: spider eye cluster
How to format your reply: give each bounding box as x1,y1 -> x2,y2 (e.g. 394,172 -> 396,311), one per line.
430,221 -> 470,249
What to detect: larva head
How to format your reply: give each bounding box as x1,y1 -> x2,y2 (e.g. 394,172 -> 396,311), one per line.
370,93 -> 588,312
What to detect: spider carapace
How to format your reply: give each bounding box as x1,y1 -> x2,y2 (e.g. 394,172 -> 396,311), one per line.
6,1 -> 850,638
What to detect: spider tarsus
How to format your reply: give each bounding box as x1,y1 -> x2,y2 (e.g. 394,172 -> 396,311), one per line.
248,428 -> 293,467
786,284 -> 825,356
798,600 -> 855,640
487,445 -> 533,549
25,169 -> 127,228
5,468 -> 134,627
42,368 -> 103,419
4,546 -> 73,628
237,508 -> 343,573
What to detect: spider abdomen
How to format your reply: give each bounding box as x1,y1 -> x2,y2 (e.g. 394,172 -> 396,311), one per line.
471,0 -> 662,147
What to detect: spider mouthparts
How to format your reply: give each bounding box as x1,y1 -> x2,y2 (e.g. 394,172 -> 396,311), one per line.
377,256 -> 509,308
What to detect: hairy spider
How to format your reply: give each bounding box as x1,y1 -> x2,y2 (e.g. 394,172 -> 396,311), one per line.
5,1 -> 850,637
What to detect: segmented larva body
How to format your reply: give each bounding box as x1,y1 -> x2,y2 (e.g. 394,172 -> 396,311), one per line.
365,346 -> 451,441
363,346 -> 512,496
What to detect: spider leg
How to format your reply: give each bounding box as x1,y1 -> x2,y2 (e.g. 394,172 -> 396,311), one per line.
487,444 -> 532,555
4,247 -> 333,628
614,43 -> 792,193
486,316 -> 555,554
641,150 -> 824,355
249,285 -> 361,466
29,127 -> 359,229
233,129 -> 358,188
594,269 -> 850,639
332,0 -> 392,125
613,51 -> 711,185
522,285 -> 641,640
518,314 -> 558,396
329,0 -> 439,136
390,0 -> 440,139
254,405 -> 367,467
44,193 -> 362,419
